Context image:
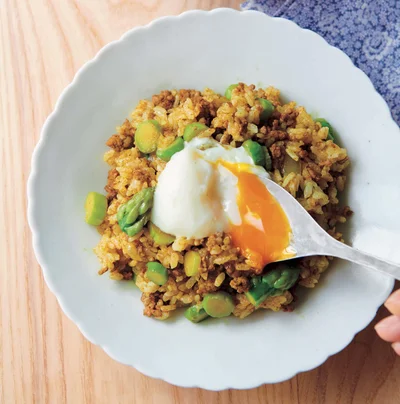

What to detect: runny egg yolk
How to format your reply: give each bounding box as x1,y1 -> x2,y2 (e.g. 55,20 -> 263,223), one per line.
221,162 -> 294,269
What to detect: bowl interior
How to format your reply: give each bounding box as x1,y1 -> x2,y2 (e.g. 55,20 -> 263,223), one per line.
30,9 -> 399,389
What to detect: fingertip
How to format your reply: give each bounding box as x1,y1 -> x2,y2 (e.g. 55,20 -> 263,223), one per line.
385,289 -> 400,315
392,342 -> 400,356
375,315 -> 400,342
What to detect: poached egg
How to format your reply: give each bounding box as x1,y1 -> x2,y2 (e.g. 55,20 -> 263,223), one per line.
151,138 -> 293,269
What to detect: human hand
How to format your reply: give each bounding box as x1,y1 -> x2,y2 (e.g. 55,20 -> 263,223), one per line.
375,289 -> 400,355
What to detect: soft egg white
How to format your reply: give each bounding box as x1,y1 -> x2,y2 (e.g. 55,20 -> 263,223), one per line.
151,138 -> 271,239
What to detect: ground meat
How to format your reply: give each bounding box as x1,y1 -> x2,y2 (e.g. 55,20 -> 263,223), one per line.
269,142 -> 285,170
106,134 -> 125,151
178,89 -> 202,104
106,133 -> 134,151
259,125 -> 268,135
257,126 -> 288,147
224,262 -> 252,279
152,90 -> 176,110
230,277 -> 250,293
113,251 -> 131,273
176,89 -> 218,124
105,187 -> 117,202
270,143 -> 284,159
130,166 -> 156,187
280,110 -> 298,129
271,118 -> 280,130
106,119 -> 135,151
304,161 -> 322,181
341,205 -> 353,219
119,267 -> 134,280
195,98 -> 216,125
123,135 -> 134,148
104,168 -> 119,201
282,304 -> 295,312
225,267 -> 241,279
142,292 -> 164,318
269,130 -> 289,141
171,267 -> 185,279
298,149 -> 308,159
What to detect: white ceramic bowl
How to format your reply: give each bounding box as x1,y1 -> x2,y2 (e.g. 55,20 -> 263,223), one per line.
28,9 -> 400,390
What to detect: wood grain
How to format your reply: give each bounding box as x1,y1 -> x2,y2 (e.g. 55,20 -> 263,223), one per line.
1,1 -> 400,403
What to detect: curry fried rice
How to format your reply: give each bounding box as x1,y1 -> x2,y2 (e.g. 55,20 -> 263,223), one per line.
93,83 -> 351,321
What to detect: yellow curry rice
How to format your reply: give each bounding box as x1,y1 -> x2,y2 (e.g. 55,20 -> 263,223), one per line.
94,84 -> 351,320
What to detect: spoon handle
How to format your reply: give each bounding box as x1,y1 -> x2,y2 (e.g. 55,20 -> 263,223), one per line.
325,236 -> 400,280
264,177 -> 400,279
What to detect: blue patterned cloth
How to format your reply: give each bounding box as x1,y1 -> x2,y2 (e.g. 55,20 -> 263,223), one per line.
241,0 -> 400,125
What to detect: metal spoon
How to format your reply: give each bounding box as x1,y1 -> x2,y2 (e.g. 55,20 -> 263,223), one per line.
266,178 -> 400,280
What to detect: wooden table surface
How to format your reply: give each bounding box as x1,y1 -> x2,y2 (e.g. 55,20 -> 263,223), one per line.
1,1 -> 400,403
